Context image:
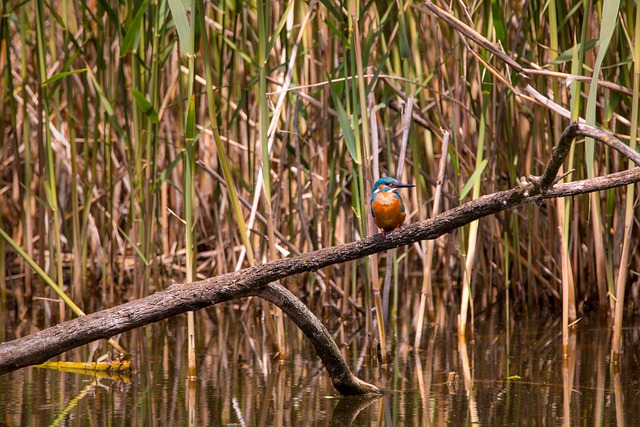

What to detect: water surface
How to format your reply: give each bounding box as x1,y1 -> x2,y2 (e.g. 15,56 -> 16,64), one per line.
1,311 -> 639,426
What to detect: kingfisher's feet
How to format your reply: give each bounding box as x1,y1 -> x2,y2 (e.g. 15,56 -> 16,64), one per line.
378,226 -> 403,237
374,229 -> 388,237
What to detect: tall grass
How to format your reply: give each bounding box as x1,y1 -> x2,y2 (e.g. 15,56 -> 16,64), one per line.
611,1 -> 640,362
1,0 -> 639,360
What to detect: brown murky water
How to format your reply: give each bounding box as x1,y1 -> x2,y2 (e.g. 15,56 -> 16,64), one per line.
1,308 -> 640,426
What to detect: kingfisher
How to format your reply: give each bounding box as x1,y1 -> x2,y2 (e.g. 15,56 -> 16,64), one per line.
370,177 -> 415,236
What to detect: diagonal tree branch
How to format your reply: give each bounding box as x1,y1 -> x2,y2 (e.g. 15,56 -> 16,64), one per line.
1,123 -> 639,395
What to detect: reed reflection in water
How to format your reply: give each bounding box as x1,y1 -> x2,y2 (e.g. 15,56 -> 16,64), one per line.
1,310 -> 639,426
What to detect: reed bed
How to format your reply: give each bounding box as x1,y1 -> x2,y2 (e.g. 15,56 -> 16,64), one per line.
1,0 -> 639,354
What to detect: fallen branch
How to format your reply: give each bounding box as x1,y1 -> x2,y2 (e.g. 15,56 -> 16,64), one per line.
1,123 -> 639,395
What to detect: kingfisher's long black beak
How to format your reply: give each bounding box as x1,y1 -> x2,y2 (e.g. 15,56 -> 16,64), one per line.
395,182 -> 415,189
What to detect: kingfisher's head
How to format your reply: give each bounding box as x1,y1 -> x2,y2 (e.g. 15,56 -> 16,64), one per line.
371,177 -> 415,194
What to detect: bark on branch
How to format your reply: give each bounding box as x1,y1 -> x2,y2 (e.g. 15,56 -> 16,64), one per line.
1,122 -> 639,395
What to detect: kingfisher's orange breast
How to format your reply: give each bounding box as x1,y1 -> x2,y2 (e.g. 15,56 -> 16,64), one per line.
371,192 -> 406,232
